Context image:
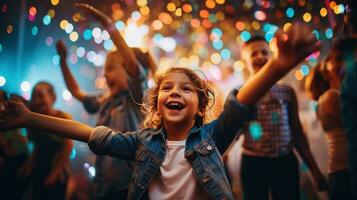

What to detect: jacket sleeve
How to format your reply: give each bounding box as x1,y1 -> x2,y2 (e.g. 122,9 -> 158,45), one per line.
88,126 -> 138,160
207,89 -> 256,154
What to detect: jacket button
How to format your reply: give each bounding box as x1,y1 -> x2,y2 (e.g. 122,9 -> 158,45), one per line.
185,151 -> 196,161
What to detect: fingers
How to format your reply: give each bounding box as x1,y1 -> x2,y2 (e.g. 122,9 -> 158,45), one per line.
75,3 -> 112,26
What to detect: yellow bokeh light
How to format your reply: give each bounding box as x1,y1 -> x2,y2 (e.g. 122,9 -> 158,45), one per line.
206,0 -> 216,9
140,6 -> 150,16
216,11 -> 225,21
48,9 -> 55,18
211,53 -> 221,64
136,0 -> 147,7
215,0 -> 225,4
167,3 -> 176,12
303,13 -> 312,22
69,32 -> 79,42
251,21 -> 260,30
51,0 -> 60,6
234,60 -> 245,71
72,12 -> 81,22
60,20 -> 68,30
283,22 -> 292,32
320,7 -> 327,17
175,8 -> 182,16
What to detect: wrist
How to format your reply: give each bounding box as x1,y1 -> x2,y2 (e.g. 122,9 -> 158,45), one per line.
269,58 -> 291,76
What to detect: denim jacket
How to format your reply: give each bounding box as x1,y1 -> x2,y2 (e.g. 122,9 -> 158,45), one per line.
88,90 -> 255,200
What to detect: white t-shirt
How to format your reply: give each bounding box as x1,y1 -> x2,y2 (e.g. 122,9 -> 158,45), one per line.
148,140 -> 208,200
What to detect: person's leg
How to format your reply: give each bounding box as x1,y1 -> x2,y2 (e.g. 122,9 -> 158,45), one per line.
329,169 -> 353,200
241,155 -> 271,200
271,153 -> 299,200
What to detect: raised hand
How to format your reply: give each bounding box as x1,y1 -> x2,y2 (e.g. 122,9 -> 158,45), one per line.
0,101 -> 30,131
75,3 -> 112,28
273,23 -> 321,72
75,3 -> 139,77
56,40 -> 68,59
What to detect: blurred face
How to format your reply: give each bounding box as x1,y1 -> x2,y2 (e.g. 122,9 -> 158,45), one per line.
243,40 -> 272,74
157,72 -> 200,128
326,51 -> 345,81
31,84 -> 55,114
104,54 -> 129,96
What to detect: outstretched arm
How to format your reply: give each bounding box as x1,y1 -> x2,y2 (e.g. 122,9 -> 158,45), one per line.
56,40 -> 87,101
237,24 -> 321,104
76,3 -> 140,77
0,101 -> 92,142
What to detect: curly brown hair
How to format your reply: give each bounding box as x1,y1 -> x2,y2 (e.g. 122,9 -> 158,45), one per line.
142,67 -> 215,129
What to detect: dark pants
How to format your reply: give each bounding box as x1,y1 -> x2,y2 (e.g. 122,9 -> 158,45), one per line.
329,169 -> 353,200
241,153 -> 299,200
101,189 -> 128,200
32,171 -> 68,200
0,154 -> 30,200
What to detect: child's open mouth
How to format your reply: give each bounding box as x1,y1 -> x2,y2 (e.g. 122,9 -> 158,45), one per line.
166,101 -> 185,110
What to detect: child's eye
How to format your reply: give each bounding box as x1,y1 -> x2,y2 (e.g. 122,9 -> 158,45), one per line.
183,87 -> 193,92
160,86 -> 171,91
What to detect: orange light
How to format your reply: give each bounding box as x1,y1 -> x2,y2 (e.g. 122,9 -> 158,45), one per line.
183,4 -> 192,13
199,9 -> 209,18
235,21 -> 245,31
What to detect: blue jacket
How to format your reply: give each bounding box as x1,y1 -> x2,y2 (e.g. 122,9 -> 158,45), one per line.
88,90 -> 255,199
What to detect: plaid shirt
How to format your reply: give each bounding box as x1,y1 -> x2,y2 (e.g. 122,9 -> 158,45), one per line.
241,84 -> 302,157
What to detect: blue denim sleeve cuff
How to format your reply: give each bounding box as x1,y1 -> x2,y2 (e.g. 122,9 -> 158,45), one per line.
224,88 -> 257,123
88,126 -> 114,155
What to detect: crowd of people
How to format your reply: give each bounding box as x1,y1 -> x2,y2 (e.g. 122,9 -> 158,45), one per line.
0,3 -> 356,200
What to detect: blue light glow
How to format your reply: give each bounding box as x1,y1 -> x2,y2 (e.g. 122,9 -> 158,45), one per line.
212,40 -> 223,50
31,26 -> 38,36
325,28 -> 333,39
43,15 -> 51,25
249,121 -> 263,140
221,48 -> 231,60
83,29 -> 92,41
286,7 -> 294,18
240,31 -> 251,42
115,21 -> 125,31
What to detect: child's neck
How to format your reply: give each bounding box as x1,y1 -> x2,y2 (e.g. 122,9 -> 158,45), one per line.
164,121 -> 195,141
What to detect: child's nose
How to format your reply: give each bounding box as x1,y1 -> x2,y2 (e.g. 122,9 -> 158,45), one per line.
169,87 -> 181,97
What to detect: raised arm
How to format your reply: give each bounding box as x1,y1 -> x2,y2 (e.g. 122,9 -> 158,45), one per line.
56,40 -> 87,101
0,101 -> 92,142
237,24 -> 321,105
76,3 -> 140,77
